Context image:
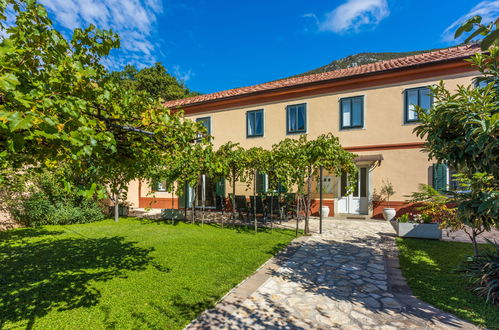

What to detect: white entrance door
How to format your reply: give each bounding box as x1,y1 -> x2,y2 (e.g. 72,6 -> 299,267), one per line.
338,167 -> 368,214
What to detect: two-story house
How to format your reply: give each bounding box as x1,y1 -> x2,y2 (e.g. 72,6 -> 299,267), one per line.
126,44 -> 480,218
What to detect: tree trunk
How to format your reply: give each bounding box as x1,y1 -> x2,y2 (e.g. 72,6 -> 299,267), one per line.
304,174 -> 312,234
201,175 -> 205,227
463,225 -> 483,256
270,193 -> 273,233
191,185 -> 197,224
113,187 -> 120,223
114,198 -> 119,223
471,228 -> 480,256
171,190 -> 175,225
254,170 -> 257,233
232,167 -> 237,223
295,194 -> 300,236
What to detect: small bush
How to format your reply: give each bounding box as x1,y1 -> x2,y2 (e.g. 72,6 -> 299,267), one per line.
2,168 -> 105,227
397,213 -> 410,223
458,240 -> 499,304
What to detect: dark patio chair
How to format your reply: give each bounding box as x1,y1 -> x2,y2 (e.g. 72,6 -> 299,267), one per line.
234,195 -> 249,221
249,195 -> 266,222
265,195 -> 280,221
282,193 -> 297,221
215,195 -> 225,216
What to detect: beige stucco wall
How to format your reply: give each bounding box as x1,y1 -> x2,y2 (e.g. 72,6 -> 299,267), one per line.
186,72 -> 476,150
126,71 -> 477,209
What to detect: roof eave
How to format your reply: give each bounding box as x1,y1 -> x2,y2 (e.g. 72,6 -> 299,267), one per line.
167,54 -> 476,110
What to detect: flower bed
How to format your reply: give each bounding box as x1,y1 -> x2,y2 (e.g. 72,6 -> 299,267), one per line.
391,213 -> 442,239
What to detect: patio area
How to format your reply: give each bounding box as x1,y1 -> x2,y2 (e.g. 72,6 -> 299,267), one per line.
187,218 -> 478,329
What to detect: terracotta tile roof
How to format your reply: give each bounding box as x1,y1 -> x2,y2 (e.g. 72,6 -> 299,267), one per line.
165,44 -> 480,108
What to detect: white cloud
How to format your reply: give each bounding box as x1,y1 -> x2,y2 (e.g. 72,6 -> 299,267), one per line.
316,0 -> 389,33
172,65 -> 194,84
442,1 -> 499,42
39,0 -> 163,69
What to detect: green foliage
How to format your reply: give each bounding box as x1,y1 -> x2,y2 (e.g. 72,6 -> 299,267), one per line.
405,184 -> 458,228
0,0 -> 205,215
1,166 -> 105,227
458,239 -> 499,305
397,213 -> 410,223
413,25 -> 499,253
380,179 -> 395,205
397,238 -> 499,328
109,63 -> 200,101
272,134 -> 357,233
215,142 -> 250,186
455,16 -> 499,50
0,0 -> 119,169
0,219 -> 295,329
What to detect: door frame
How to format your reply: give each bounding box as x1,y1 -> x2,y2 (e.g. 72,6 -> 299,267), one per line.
337,166 -> 370,215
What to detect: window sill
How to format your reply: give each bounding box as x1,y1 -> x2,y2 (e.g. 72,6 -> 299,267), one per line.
340,126 -> 365,131
286,130 -> 307,135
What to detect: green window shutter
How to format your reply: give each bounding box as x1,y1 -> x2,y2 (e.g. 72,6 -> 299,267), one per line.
256,172 -> 266,193
277,182 -> 287,193
178,183 -> 192,208
215,178 -> 225,197
152,181 -> 159,191
433,164 -> 448,192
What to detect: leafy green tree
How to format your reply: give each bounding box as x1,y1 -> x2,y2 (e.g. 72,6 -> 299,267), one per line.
243,147 -> 270,232
0,0 -> 205,222
414,17 -> 499,255
215,142 -> 249,222
273,134 -> 357,234
110,63 -> 200,101
455,16 -> 499,50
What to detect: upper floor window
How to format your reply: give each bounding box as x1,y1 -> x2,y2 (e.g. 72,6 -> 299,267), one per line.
246,109 -> 264,137
153,180 -> 168,192
404,87 -> 432,123
340,96 -> 364,129
286,103 -> 306,134
474,77 -> 498,90
196,117 -> 211,135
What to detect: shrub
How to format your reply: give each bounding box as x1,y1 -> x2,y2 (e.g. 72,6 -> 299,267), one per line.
458,239 -> 499,304
1,168 -> 105,227
406,184 -> 458,226
397,213 -> 410,223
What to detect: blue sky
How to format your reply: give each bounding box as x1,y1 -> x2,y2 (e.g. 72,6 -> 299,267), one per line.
39,0 -> 499,94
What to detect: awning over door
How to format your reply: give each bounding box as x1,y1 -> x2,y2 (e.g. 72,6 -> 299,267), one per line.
354,154 -> 383,166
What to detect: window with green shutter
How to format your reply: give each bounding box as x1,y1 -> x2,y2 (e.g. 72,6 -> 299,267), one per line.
215,178 -> 225,197
178,183 -> 192,208
256,172 -> 267,193
432,163 -> 448,192
152,180 -> 168,192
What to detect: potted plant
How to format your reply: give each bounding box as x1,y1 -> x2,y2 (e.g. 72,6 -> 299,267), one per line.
381,179 -> 396,221
391,213 -> 442,239
320,205 -> 330,218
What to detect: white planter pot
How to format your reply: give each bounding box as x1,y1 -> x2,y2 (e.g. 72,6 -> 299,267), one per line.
392,222 -> 442,240
320,206 -> 330,218
382,208 -> 396,221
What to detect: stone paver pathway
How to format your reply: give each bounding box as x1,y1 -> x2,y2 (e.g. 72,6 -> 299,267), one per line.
188,219 -> 477,329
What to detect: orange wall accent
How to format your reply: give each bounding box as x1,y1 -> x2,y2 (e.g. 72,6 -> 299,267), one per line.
372,201 -> 420,219
139,197 -> 179,209
310,199 -> 334,216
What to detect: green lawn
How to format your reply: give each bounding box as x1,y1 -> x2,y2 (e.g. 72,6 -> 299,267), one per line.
0,218 -> 296,329
397,238 -> 499,329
